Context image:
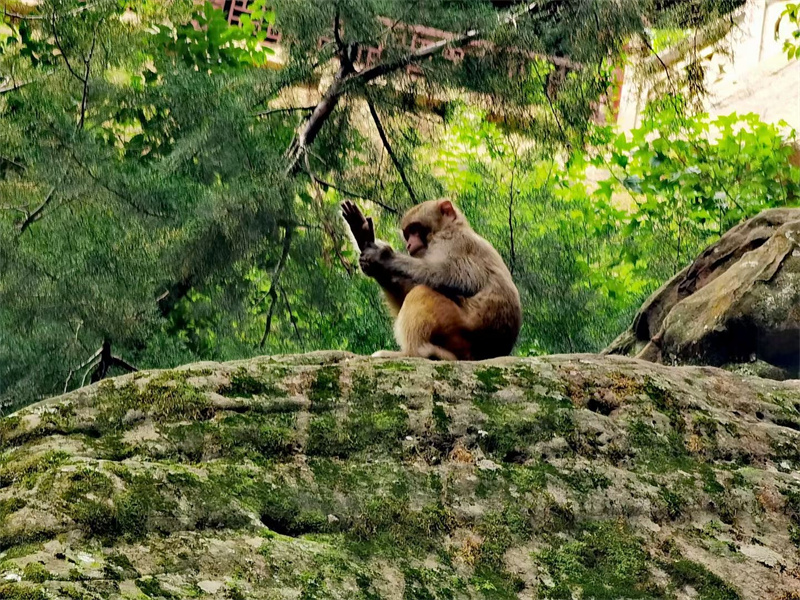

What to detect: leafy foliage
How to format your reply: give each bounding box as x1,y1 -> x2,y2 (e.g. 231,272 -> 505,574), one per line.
777,3 -> 800,60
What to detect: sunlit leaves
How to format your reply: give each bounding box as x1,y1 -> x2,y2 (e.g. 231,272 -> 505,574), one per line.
776,3 -> 800,60
154,2 -> 274,72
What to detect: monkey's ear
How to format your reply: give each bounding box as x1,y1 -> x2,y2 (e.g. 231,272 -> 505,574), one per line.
438,200 -> 456,217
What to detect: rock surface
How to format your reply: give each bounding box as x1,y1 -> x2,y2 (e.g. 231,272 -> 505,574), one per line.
606,208 -> 800,378
1,351 -> 800,599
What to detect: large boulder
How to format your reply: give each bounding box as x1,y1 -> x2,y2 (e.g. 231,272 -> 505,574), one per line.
606,208 -> 800,378
1,352 -> 800,599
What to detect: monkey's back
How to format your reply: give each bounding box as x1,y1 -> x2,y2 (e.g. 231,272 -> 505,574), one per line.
460,236 -> 522,359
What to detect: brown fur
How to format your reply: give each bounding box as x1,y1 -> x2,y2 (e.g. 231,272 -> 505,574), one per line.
354,199 -> 522,360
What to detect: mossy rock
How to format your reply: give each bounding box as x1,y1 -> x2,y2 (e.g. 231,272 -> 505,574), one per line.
0,352 -> 798,598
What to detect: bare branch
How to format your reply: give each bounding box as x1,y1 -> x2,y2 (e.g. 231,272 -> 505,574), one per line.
77,24 -> 100,131
254,106 -> 316,118
51,11 -> 86,85
279,285 -> 304,350
366,96 -> 417,204
64,346 -> 102,394
259,227 -> 293,348
306,169 -> 400,214
18,186 -> 56,234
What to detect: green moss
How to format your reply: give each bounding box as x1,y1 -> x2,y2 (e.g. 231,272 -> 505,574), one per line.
0,497 -> 26,522
475,367 -> 507,393
645,379 -> 685,433
309,366 -> 341,413
537,521 -> 664,599
104,553 -> 140,580
0,417 -> 24,449
21,563 -> 49,584
0,450 -> 70,489
161,422 -> 214,463
658,486 -> 686,520
627,419 -> 692,472
431,403 -> 450,434
62,467 -> 114,503
115,472 -> 177,540
71,498 -> 120,537
374,361 -> 415,372
478,403 -> 574,463
219,367 -> 285,398
433,364 -> 456,383
700,466 -> 725,495
136,577 -> 178,599
477,507 -> 532,569
95,373 -> 214,434
782,487 -> 800,547
350,496 -> 456,553
0,583 -> 48,600
306,408 -> 409,458
258,487 -> 329,537
664,559 -> 740,600
219,412 -> 297,460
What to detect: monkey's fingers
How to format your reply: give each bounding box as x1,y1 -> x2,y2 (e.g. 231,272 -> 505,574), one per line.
366,217 -> 375,245
341,201 -> 371,250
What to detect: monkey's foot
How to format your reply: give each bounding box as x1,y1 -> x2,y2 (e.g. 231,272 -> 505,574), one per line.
371,350 -> 405,358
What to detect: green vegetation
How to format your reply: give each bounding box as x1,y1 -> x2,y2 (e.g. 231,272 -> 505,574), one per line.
663,559 -> 741,600
538,521 -> 659,599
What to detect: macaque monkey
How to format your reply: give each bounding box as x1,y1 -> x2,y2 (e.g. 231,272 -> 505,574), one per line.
341,199 -> 521,360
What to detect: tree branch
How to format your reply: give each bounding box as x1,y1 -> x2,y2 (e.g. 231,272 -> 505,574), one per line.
254,105 -> 316,118
285,1 -> 542,175
306,169 -> 399,214
259,227 -> 293,348
279,285 -> 304,350
51,11 -> 86,85
77,23 -> 100,131
366,95 -> 417,204
18,186 -> 56,234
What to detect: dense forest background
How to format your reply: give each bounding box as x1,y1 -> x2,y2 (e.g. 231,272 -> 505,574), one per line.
1,0 -> 798,409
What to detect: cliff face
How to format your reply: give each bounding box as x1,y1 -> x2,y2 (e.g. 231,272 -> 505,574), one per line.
1,352 -> 799,599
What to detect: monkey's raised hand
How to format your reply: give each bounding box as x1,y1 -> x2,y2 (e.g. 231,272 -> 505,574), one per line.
359,242 -> 393,277
341,200 -> 375,252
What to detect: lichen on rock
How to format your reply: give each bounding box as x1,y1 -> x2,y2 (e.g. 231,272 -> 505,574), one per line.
0,351 -> 799,599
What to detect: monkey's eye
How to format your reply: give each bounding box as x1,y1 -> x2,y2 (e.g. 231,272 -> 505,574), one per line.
404,223 -> 428,241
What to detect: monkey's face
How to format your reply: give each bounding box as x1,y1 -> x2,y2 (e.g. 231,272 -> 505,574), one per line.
403,223 -> 429,257
401,199 -> 459,257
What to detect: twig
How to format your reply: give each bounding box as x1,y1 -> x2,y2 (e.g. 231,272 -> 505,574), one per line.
65,340 -> 139,392
259,227 -> 293,348
366,95 -> 418,204
304,155 -> 356,274
18,186 -> 56,234
64,347 -> 102,394
507,157 -> 517,275
0,156 -> 25,171
279,285 -> 304,350
51,11 -> 85,84
62,142 -> 165,217
307,170 -> 399,214
254,105 -> 316,118
77,24 -> 100,131
531,59 -> 570,148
